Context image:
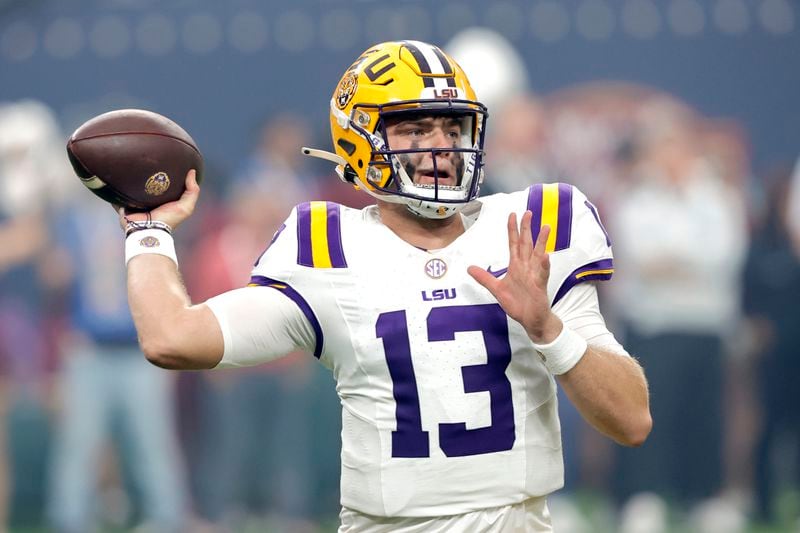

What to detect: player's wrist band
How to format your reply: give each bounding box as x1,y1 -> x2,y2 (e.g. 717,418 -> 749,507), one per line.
125,228 -> 178,267
124,219 -> 173,238
532,325 -> 588,375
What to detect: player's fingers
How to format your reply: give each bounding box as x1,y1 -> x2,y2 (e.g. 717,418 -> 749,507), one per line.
177,170 -> 200,211
534,225 -> 550,256
468,265 -> 500,294
185,169 -> 200,192
520,211 -> 534,256
507,213 -> 520,263
538,251 -> 551,284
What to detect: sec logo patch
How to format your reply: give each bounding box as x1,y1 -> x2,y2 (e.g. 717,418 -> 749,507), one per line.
424,258 -> 447,279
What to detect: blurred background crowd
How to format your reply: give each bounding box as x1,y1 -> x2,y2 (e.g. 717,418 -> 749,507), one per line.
1,0 -> 799,532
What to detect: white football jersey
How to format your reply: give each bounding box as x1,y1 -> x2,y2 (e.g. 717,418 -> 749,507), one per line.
244,183 -> 613,517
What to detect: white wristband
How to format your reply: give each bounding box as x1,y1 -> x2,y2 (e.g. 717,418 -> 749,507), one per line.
125,229 -> 178,267
532,326 -> 588,375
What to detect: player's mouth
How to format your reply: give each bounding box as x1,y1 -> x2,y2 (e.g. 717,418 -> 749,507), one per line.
416,168 -> 455,186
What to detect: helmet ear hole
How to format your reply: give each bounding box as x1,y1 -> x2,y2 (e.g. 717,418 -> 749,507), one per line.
342,165 -> 358,183
357,159 -> 363,168
337,138 -> 356,156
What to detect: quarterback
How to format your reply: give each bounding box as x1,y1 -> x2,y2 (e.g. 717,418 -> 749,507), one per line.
122,41 -> 651,532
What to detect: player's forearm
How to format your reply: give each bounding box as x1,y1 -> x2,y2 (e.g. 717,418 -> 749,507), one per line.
127,254 -> 223,370
558,346 -> 651,447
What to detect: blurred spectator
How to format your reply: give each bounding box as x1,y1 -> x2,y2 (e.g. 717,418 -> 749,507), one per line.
483,92 -> 551,194
698,119 -> 751,191
46,184 -> 188,532
608,99 -> 749,514
697,119 -> 759,508
742,165 -> 800,524
0,100 -> 66,529
235,113 -> 316,199
181,113 -> 328,531
544,83 -> 670,208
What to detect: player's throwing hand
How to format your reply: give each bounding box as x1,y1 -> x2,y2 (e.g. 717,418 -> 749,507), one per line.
116,170 -> 201,231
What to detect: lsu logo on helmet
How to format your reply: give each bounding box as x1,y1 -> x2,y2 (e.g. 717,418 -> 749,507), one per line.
335,71 -> 358,110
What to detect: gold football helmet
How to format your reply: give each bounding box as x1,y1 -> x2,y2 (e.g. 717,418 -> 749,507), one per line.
303,40 -> 488,219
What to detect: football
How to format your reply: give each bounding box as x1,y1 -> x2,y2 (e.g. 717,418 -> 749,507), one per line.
66,108 -> 203,211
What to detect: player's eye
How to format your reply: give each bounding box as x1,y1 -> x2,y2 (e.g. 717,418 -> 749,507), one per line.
398,124 -> 429,138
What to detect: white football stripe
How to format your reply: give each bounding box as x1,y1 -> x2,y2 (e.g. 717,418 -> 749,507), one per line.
407,40 -> 449,89
80,175 -> 107,190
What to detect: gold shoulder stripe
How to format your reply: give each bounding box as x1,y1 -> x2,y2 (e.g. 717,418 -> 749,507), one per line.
576,269 -> 615,279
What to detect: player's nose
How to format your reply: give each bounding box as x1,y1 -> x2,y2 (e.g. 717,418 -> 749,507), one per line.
429,127 -> 452,149
427,131 -> 457,169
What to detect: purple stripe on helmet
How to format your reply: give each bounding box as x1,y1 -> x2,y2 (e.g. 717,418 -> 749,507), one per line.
326,202 -> 347,268
527,184 -> 543,244
249,275 -> 323,358
553,259 -> 614,306
296,202 -> 314,267
402,42 -> 435,88
431,46 -> 457,87
555,183 -> 573,251
431,46 -> 453,74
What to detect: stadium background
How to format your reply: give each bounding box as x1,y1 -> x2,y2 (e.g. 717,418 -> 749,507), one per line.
1,0 -> 799,531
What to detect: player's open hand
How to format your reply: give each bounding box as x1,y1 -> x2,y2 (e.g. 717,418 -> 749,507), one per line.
468,211 -> 562,344
117,170 -> 200,231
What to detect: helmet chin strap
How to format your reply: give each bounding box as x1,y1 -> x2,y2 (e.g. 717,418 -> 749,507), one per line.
406,201 -> 462,220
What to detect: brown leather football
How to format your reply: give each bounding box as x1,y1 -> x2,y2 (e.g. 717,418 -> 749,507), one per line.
66,109 -> 203,211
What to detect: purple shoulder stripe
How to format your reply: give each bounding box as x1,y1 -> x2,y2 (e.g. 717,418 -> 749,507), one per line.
296,202 -> 347,268
555,183 -> 573,251
296,202 -> 314,267
553,259 -> 614,306
326,202 -> 347,268
527,184 -> 543,243
248,275 -> 323,358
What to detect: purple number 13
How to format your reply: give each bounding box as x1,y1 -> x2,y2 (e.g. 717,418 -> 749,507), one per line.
376,304 -> 515,458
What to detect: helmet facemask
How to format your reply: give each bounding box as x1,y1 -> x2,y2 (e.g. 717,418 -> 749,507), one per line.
353,99 -> 487,219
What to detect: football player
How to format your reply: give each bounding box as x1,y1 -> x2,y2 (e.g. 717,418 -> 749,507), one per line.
121,41 -> 651,532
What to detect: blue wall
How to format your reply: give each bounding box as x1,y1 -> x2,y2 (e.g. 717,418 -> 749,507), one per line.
1,0 -> 798,177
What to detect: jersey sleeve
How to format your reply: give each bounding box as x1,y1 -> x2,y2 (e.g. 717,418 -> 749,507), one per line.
203,203 -> 321,367
552,283 -> 628,356
206,286 -> 316,368
524,184 -> 614,306
244,201 -> 350,362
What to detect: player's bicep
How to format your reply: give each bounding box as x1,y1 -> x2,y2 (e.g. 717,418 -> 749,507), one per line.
206,286 -> 315,368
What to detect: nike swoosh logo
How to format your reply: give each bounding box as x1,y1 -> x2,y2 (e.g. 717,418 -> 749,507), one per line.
487,266 -> 508,278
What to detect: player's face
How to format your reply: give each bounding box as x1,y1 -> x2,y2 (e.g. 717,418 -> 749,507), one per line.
384,115 -> 466,186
